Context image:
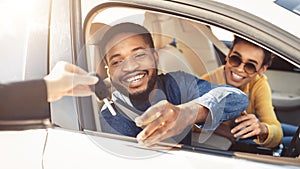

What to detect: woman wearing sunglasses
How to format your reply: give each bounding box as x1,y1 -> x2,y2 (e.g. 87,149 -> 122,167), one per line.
202,36 -> 297,149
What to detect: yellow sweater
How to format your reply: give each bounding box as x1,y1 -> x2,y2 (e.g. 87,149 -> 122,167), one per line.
202,66 -> 282,148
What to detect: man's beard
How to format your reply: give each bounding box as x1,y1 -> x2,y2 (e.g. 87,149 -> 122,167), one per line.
111,69 -> 158,102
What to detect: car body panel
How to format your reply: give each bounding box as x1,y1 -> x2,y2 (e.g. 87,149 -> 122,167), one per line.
0,129 -> 47,169
42,128 -> 296,169
0,128 -> 297,169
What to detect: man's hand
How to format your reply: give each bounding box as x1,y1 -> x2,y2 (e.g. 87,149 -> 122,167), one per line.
135,100 -> 207,147
44,61 -> 98,102
231,111 -> 268,140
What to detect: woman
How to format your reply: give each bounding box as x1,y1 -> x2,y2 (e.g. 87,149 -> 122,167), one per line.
202,36 -> 297,148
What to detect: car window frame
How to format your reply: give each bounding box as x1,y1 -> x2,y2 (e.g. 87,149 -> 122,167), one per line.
76,0 -> 300,163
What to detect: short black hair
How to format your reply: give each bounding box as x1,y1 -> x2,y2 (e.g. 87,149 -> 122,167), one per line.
99,22 -> 155,63
231,36 -> 274,67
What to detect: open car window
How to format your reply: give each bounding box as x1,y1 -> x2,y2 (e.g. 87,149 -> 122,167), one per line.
79,2 -> 300,163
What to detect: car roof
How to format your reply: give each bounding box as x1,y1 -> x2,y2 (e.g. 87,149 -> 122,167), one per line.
212,0 -> 300,39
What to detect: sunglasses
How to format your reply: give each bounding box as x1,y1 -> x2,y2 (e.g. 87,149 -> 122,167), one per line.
228,55 -> 258,74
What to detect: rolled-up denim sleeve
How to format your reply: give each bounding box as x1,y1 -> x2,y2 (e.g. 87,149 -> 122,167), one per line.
192,86 -> 248,130
168,71 -> 248,130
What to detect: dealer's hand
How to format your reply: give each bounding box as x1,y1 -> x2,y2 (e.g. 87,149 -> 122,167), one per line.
231,111 -> 268,140
135,100 -> 206,147
44,61 -> 98,102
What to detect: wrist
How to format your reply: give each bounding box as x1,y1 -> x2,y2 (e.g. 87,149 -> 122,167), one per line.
43,77 -> 58,102
178,102 -> 209,125
196,104 -> 209,123
259,123 -> 269,140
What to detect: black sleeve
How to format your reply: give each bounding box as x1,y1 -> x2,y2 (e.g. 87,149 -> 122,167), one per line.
0,80 -> 50,120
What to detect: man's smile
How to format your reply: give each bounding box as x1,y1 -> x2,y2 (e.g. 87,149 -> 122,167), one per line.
122,71 -> 147,87
125,73 -> 145,82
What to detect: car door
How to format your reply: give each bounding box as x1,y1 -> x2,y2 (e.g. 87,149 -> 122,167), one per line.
51,0 -> 300,166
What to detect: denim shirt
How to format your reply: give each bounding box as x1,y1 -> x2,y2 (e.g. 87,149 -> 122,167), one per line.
99,71 -> 248,143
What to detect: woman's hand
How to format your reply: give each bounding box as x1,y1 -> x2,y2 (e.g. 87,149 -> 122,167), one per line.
231,111 -> 268,140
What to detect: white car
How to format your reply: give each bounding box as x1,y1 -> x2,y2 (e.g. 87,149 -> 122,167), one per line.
0,0 -> 300,168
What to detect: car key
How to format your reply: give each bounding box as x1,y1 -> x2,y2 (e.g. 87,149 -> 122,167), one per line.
89,72 -> 116,116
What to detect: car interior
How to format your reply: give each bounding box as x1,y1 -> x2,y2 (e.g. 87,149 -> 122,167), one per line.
79,6 -> 300,157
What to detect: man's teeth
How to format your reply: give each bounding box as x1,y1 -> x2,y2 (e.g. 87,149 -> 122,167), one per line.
232,72 -> 243,80
127,74 -> 145,82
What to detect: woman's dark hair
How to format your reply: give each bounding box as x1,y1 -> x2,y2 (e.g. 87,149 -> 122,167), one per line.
231,36 -> 274,67
99,22 -> 155,63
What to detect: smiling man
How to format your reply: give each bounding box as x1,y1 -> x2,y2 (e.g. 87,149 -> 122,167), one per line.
98,22 -> 248,146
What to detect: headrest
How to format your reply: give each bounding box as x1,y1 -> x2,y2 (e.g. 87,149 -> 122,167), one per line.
88,23 -> 111,45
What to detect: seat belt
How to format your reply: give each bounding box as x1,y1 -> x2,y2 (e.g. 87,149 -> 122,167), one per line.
114,99 -> 142,122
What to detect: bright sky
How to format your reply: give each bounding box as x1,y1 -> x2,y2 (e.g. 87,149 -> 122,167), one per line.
0,0 -> 34,82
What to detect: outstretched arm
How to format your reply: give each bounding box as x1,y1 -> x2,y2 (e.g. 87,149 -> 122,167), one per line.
0,61 -> 98,120
135,71 -> 248,146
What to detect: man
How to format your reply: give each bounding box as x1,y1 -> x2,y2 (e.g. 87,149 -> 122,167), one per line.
99,22 -> 248,146
0,61 -> 98,120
